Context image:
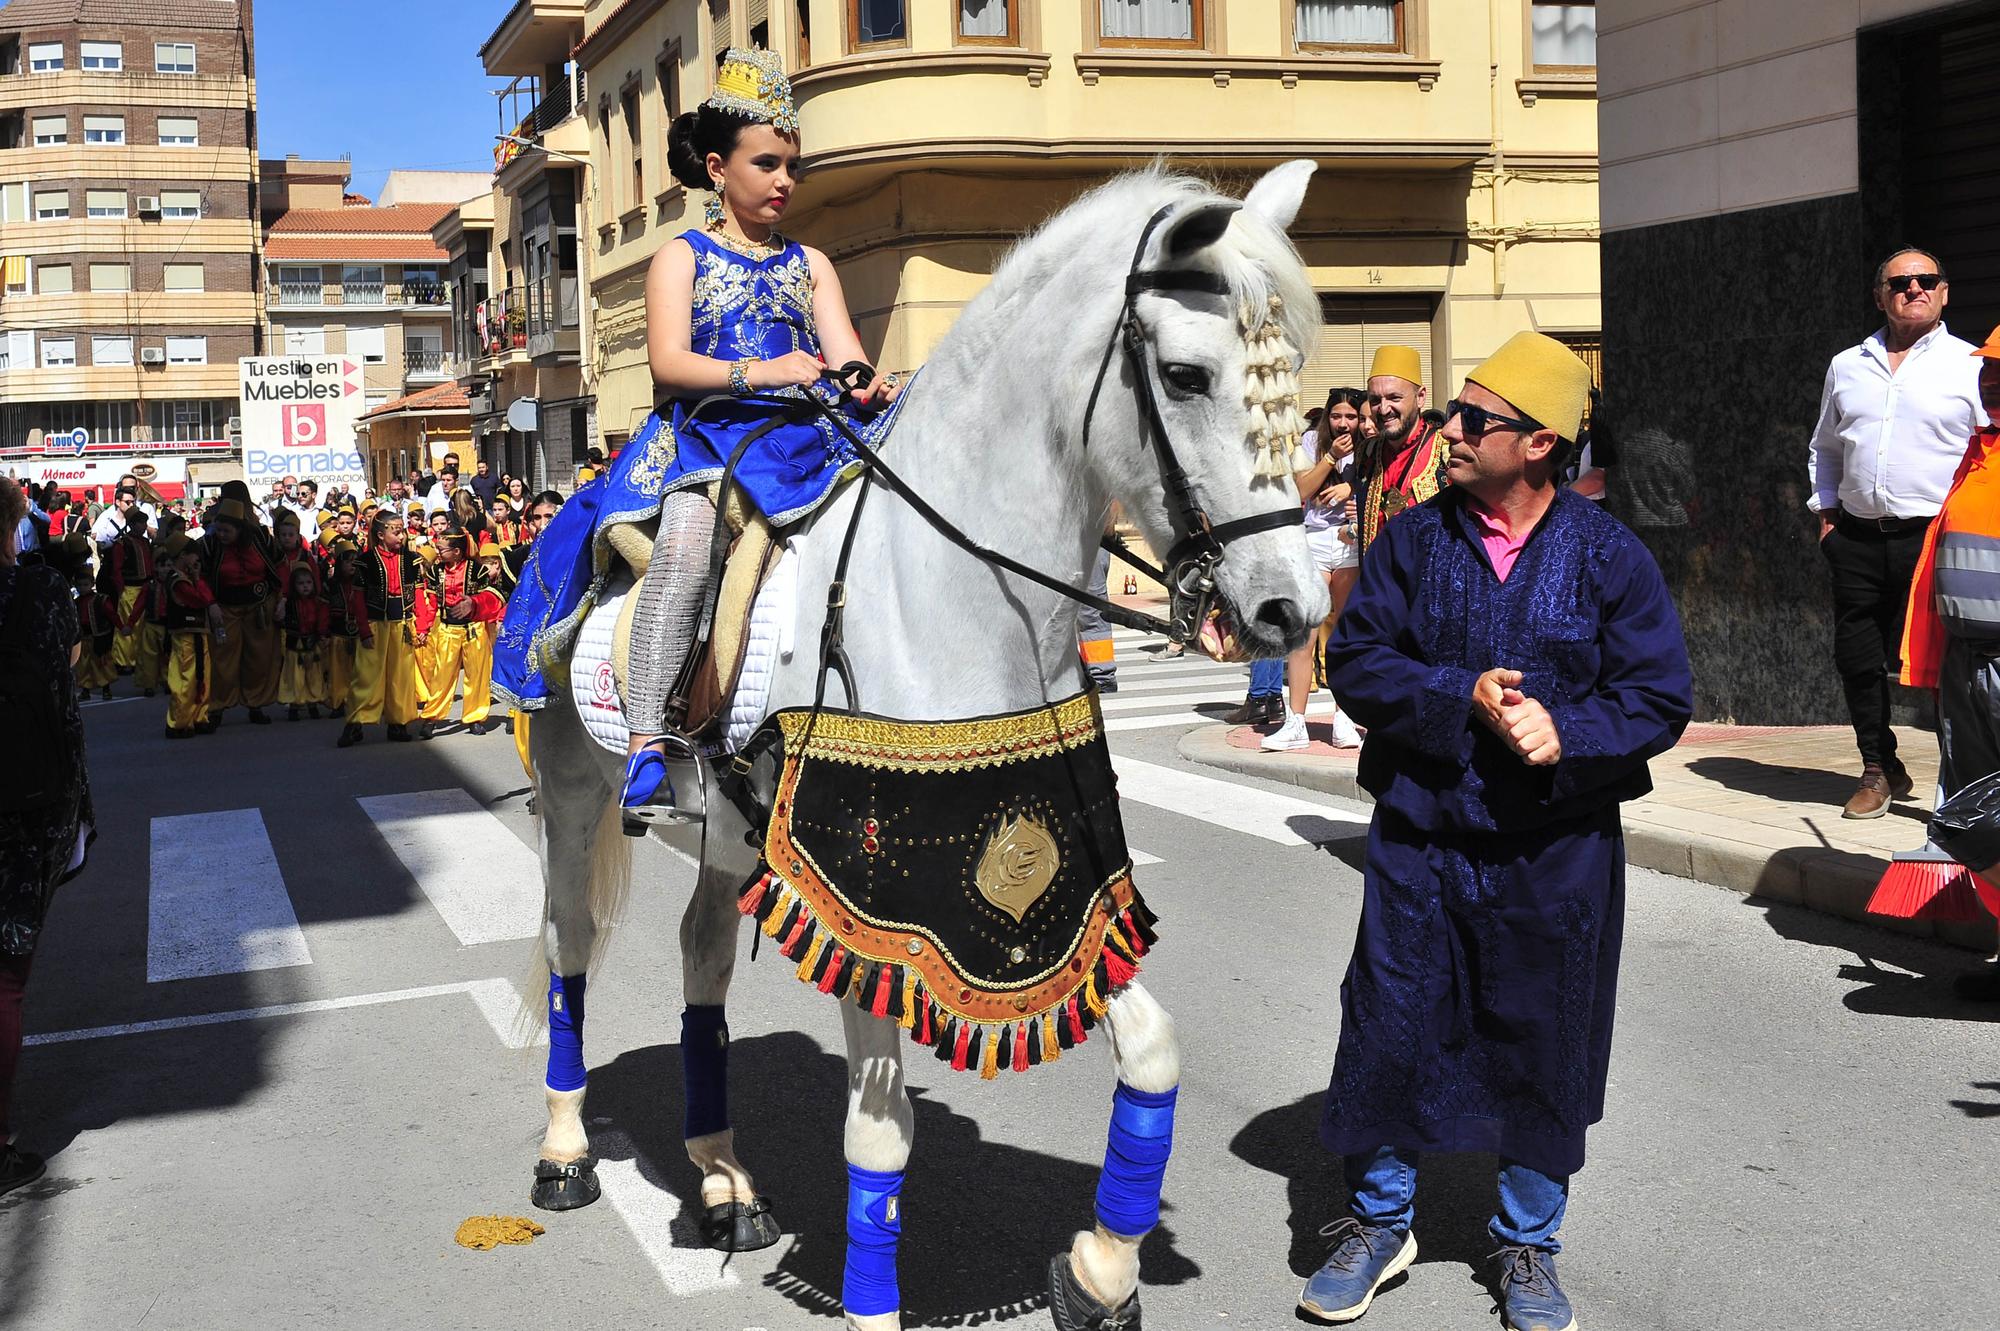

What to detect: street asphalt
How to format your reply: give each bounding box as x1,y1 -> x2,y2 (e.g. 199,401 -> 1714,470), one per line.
6,643 -> 1999,1330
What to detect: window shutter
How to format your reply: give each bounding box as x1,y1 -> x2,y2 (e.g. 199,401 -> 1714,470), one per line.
1299,299 -> 1436,414
712,0 -> 732,57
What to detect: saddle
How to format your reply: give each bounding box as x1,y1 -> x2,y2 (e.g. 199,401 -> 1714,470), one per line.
601,481 -> 783,743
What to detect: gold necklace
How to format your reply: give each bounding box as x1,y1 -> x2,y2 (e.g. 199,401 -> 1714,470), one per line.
708,228 -> 785,259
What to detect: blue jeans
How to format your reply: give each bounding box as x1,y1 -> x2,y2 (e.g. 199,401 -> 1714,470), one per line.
1345,1147 -> 1569,1252
1248,657 -> 1284,698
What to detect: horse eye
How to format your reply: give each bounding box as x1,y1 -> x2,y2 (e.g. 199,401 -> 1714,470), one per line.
1161,363 -> 1211,398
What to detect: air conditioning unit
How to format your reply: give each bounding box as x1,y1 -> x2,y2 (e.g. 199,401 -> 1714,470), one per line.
136,195 -> 160,215
139,346 -> 166,365
225,415 -> 242,435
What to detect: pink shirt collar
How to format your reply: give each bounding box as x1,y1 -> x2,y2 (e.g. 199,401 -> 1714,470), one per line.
1465,499 -> 1535,582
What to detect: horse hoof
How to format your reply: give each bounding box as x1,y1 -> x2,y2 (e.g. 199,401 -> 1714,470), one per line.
531,1156 -> 601,1211
701,1196 -> 780,1252
1047,1253 -> 1143,1330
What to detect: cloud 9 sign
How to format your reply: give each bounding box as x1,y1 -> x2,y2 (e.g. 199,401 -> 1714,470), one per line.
237,356 -> 368,488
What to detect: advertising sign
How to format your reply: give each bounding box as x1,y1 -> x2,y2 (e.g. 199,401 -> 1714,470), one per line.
237,356 -> 368,489
28,456 -> 189,499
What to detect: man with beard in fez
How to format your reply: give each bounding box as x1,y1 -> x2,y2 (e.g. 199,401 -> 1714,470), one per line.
1301,333 -> 1693,1331
1353,345 -> 1449,552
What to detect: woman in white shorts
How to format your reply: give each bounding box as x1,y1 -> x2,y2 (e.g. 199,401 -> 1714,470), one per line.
1265,388 -> 1366,751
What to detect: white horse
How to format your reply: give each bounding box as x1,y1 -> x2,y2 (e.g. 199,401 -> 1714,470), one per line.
523,161 -> 1330,1329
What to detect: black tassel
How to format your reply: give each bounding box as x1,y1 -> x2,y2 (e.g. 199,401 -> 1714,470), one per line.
1026,1018 -> 1044,1067
934,1017 -> 958,1062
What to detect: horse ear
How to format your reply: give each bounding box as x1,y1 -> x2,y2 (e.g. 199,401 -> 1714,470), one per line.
1160,201 -> 1242,260
1244,159 -> 1316,230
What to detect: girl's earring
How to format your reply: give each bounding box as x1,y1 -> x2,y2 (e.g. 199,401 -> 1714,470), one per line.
704,190 -> 725,230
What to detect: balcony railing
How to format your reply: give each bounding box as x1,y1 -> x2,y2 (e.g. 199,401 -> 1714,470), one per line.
532,70 -> 584,135
401,279 -> 449,306
475,287 -> 527,357
405,347 -> 452,379
343,280 -> 385,307
277,281 -> 321,307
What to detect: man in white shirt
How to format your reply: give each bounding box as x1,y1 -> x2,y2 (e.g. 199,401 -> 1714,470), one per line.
424,468 -> 461,518
1807,248 -> 1990,818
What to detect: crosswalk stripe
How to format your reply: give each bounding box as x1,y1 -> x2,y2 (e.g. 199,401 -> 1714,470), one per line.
357,789 -> 545,947
25,977 -> 536,1048
592,1131 -> 742,1295
148,808 -> 311,982
1130,848 -> 1164,866
1099,687 -> 1243,713
1111,755 -> 1368,844
1110,673 -> 1252,695
1104,710 -> 1226,733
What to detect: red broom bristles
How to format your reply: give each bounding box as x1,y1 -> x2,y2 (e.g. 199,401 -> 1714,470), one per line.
1867,855 -> 1988,924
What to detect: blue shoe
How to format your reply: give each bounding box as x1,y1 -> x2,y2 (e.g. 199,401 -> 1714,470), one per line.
1493,1245 -> 1575,1331
620,746 -> 684,834
1298,1218 -> 1417,1323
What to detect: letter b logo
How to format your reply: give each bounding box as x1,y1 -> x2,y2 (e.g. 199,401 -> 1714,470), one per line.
282,403 -> 326,449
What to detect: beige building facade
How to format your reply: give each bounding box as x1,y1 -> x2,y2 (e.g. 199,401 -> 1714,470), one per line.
0,0 -> 259,500
562,0 -> 1602,452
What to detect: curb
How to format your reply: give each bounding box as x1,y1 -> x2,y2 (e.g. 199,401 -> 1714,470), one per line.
1176,724 -> 1994,955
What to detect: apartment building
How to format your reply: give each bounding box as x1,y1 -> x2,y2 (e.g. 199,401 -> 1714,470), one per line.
0,0 -> 259,500
260,156 -> 481,484
565,0 -> 1602,451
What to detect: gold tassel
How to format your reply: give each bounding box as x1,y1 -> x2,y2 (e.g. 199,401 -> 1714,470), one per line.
979,1025 -> 1000,1080
1040,1014 -> 1061,1064
898,969 -> 919,1031
1084,970 -> 1108,1020
794,933 -> 826,985
759,885 -> 789,939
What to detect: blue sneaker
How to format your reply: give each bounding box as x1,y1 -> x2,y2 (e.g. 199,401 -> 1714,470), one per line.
1298,1217 -> 1417,1323
1492,1245 -> 1575,1331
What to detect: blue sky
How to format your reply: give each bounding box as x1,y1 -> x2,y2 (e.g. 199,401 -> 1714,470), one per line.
255,1 -> 503,200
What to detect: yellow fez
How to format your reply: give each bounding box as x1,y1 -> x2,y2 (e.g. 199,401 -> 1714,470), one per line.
406,501 -> 426,518
415,543 -> 440,566
272,508 -> 300,530
1368,344 -> 1424,386
1464,331 -> 1594,443
476,535 -> 503,558
156,533 -> 193,561
315,509 -> 338,529
330,538 -> 361,558
212,497 -> 254,526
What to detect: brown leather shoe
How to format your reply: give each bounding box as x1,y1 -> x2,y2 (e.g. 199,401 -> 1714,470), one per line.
1842,766 -> 1893,819
1223,695 -> 1279,726
1886,766 -> 1916,801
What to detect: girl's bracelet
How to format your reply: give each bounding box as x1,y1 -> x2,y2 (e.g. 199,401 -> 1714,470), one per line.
728,358 -> 755,396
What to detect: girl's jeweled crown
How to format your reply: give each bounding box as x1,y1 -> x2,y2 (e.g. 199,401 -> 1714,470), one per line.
705,47 -> 799,135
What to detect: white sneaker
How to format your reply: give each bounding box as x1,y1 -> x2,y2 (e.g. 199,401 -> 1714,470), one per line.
1327,707 -> 1363,749
1261,710 -> 1311,752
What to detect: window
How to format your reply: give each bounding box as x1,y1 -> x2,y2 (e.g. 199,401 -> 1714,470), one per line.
159,190 -> 201,219
155,42 -> 197,75
82,115 -> 125,145
31,116 -> 65,146
0,183 -> 24,223
85,190 -> 126,219
796,0 -> 812,65
278,265 -> 321,305
622,86 -> 643,212
657,42 -> 682,149
33,191 -> 68,220
150,399 -> 230,443
1531,1 -> 1595,69
80,41 -> 122,71
36,264 -> 70,295
92,336 -> 132,366
1295,1 -> 1399,50
959,0 -> 1017,42
164,263 -> 204,291
165,336 -> 207,365
1098,0 -> 1202,45
709,0 -> 730,61
343,264 -> 385,305
158,116 -> 199,147
41,338 -> 75,368
28,43 -> 63,73
90,263 -> 131,291
346,325 -> 386,365
849,0 -> 908,48
406,329 -> 445,376
284,325 -> 324,356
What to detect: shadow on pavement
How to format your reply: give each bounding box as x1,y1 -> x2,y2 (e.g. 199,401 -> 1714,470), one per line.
1684,754 -> 1928,824
1948,1081 -> 2000,1118
1741,896 -> 2000,1023
585,1030 -> 1198,1325
1229,1092 -> 1509,1281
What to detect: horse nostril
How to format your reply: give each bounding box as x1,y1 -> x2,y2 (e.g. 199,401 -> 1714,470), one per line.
1254,598 -> 1305,640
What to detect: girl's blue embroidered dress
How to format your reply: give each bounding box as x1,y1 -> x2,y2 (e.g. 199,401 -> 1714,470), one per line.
494,229 -> 909,711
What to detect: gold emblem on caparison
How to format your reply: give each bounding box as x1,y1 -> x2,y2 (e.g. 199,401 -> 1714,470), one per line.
974,812 -> 1062,923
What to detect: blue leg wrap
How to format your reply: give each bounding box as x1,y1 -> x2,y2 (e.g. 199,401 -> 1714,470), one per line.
842,1163 -> 904,1317
545,972 -> 587,1093
1094,1082 -> 1178,1238
681,1005 -> 730,1140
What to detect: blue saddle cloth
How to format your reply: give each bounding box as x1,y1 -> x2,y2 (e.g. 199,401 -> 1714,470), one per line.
493,229 -> 909,712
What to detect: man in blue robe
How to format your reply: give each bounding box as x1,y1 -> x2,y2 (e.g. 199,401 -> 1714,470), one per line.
1299,332 -> 1693,1331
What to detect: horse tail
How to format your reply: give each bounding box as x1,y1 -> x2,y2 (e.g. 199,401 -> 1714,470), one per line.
585,793 -> 633,966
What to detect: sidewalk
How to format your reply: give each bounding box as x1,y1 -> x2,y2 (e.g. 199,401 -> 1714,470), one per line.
1180,711 -> 1999,954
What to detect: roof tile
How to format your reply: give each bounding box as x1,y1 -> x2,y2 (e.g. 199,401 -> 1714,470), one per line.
267,203 -> 457,235
362,381 -> 469,421
0,0 -> 246,29
263,236 -> 448,262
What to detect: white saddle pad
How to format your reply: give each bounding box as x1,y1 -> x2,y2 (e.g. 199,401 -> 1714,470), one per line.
568,549 -> 798,757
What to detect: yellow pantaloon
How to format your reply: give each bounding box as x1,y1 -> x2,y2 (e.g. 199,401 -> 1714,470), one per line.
165,631 -> 211,731
513,711 -> 532,778
419,622 -> 494,724
135,621 -> 164,692
112,587 -> 146,670
349,620 -> 418,726
209,601 -> 280,712
75,646 -> 115,690
279,642 -> 328,706
326,637 -> 357,711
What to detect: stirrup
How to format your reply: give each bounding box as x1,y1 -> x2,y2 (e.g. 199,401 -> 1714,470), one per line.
621,736 -> 700,835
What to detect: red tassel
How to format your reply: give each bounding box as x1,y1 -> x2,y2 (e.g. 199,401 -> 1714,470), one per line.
951,1021 -> 972,1072
738,873 -> 771,918
1066,995 -> 1085,1043
818,945 -> 847,994
870,965 -> 893,1019
1103,947 -> 1137,990
916,996 -> 935,1046
1012,1023 -> 1030,1073
1120,909 -> 1150,957
779,910 -> 810,958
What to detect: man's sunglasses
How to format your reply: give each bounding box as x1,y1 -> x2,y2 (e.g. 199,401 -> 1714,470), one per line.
1881,273 -> 1944,294
1443,400 -> 1543,436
